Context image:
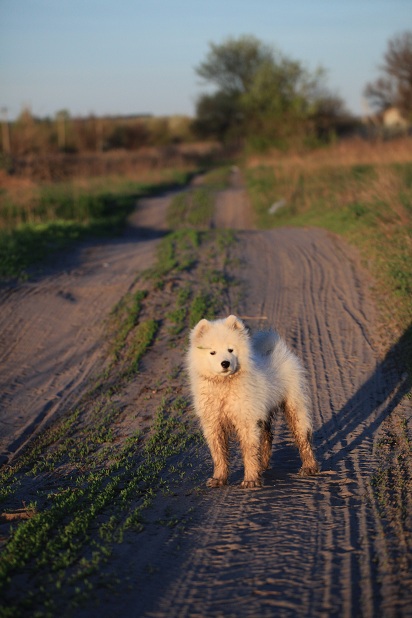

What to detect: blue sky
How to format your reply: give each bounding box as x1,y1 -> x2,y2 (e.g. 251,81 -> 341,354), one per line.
1,0 -> 411,120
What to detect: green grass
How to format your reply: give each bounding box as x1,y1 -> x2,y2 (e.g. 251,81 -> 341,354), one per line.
0,397 -> 195,616
145,228 -> 201,287
167,187 -> 215,229
110,290 -> 148,356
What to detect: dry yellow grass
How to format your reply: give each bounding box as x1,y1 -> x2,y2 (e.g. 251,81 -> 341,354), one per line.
246,135 -> 412,171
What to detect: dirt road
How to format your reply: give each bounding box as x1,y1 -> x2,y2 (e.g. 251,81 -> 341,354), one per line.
141,227 -> 410,617
0,171 -> 410,616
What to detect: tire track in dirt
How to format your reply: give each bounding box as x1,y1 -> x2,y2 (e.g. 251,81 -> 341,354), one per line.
212,168 -> 254,230
0,194 -> 171,463
138,180 -> 411,617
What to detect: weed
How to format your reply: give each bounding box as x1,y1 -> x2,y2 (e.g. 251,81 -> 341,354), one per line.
167,187 -> 214,229
145,229 -> 200,286
189,292 -> 215,328
125,319 -> 158,374
110,290 -> 148,360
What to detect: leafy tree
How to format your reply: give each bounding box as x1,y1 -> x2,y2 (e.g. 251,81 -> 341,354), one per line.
194,35 -> 346,145
364,31 -> 412,116
192,90 -> 242,141
196,35 -> 274,96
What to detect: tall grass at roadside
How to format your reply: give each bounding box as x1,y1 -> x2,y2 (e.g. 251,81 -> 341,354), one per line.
245,141 -> 412,374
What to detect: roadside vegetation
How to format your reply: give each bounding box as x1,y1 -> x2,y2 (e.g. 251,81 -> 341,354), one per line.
0,110 -> 197,156
0,167 -> 200,280
243,137 -> 412,372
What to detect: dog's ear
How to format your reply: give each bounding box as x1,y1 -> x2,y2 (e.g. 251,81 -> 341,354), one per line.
191,318 -> 210,342
225,315 -> 245,331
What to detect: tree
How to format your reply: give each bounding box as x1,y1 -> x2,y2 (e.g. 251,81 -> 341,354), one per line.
196,35 -> 274,96
192,90 -> 242,141
194,35 -> 346,145
364,31 -> 412,116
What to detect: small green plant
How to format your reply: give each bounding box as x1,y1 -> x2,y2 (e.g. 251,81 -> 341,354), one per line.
189,292 -> 215,327
145,229 -> 200,286
125,319 -> 158,374
110,290 -> 148,360
167,187 -> 214,229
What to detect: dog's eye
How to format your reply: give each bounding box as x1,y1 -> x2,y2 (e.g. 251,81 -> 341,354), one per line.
228,349 -> 233,353
210,351 -> 216,355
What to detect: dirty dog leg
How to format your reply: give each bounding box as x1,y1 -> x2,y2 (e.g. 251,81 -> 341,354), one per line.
239,426 -> 263,488
204,425 -> 229,487
283,399 -> 319,475
260,419 -> 273,471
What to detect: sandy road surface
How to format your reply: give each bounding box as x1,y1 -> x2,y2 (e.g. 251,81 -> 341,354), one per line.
1,172 -> 410,616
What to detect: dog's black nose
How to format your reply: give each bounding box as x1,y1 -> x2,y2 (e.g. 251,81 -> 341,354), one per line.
221,360 -> 230,369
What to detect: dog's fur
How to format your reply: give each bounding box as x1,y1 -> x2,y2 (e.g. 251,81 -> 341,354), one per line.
187,315 -> 319,488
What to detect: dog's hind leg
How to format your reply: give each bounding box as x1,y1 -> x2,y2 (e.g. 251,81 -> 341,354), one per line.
238,424 -> 263,488
283,399 -> 319,475
203,425 -> 229,487
260,416 -> 273,471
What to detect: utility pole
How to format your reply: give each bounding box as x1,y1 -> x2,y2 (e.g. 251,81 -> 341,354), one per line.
1,107 -> 11,154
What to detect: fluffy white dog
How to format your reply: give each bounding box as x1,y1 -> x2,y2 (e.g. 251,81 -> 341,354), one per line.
187,315 -> 319,488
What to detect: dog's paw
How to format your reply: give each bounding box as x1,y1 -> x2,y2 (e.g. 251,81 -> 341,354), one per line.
240,479 -> 262,489
206,477 -> 227,488
298,463 -> 320,476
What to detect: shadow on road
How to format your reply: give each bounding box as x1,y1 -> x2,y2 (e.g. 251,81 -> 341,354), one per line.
316,323 -> 411,466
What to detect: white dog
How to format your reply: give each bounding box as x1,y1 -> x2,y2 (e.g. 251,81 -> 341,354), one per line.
187,315 -> 319,488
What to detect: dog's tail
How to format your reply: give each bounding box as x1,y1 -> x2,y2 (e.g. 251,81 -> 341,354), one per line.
252,330 -> 281,357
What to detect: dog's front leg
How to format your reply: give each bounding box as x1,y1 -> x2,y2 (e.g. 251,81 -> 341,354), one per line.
203,424 -> 229,487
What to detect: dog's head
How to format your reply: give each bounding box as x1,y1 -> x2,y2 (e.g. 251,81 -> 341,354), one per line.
189,315 -> 249,378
